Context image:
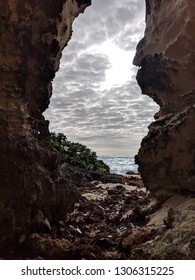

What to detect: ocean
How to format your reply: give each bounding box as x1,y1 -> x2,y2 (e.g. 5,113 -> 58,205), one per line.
98,156 -> 138,174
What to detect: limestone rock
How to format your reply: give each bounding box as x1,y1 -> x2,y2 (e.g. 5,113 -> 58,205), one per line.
0,0 -> 91,252
134,0 -> 195,197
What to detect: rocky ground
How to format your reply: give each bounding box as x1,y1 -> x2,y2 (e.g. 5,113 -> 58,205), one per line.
6,172 -> 194,260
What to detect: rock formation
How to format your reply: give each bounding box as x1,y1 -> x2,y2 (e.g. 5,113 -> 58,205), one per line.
1,0 -> 195,260
0,0 -> 91,253
134,0 -> 195,197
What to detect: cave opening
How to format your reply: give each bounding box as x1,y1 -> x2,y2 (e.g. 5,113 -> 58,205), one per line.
44,0 -> 159,171
1,0 -> 194,261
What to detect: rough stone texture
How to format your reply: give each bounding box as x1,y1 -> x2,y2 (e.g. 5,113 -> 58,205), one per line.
0,0 -> 91,252
134,0 -> 195,197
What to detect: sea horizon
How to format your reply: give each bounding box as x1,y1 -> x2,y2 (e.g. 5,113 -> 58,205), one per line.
98,155 -> 138,174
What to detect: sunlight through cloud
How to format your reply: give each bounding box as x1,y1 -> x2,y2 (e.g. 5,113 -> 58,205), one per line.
44,0 -> 159,156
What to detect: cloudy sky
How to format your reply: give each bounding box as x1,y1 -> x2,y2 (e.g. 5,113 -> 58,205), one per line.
44,0 -> 159,156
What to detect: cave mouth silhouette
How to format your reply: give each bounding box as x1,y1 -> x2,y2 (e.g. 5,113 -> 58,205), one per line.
44,0 -> 158,160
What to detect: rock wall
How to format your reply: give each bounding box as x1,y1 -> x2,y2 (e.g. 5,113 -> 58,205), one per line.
134,0 -> 195,197
0,0 -> 91,252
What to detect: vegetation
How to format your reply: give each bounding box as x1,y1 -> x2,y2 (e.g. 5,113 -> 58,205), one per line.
50,132 -> 109,173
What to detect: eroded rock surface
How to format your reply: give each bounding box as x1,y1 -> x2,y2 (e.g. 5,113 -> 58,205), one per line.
1,0 -> 194,260
134,0 -> 195,197
0,0 -> 91,252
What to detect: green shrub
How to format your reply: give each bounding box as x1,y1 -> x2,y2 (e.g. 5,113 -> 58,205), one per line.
50,132 -> 109,173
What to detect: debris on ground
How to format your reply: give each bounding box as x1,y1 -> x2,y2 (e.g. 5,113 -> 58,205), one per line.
13,174 -> 195,259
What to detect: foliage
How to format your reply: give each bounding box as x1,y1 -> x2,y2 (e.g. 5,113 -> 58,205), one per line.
50,132 -> 109,173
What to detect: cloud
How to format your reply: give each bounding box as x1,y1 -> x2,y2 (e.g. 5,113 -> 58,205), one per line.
44,0 -> 159,156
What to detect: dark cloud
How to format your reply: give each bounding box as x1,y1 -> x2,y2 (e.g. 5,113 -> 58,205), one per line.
44,0 -> 159,156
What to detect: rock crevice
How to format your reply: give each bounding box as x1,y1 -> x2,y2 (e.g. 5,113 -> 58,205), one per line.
0,0 -> 194,257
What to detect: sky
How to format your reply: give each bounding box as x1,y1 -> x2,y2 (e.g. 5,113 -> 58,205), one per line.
44,0 -> 159,156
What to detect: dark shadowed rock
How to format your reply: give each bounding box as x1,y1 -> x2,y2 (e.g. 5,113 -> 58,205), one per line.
133,0 -> 195,198
0,0 -> 91,253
